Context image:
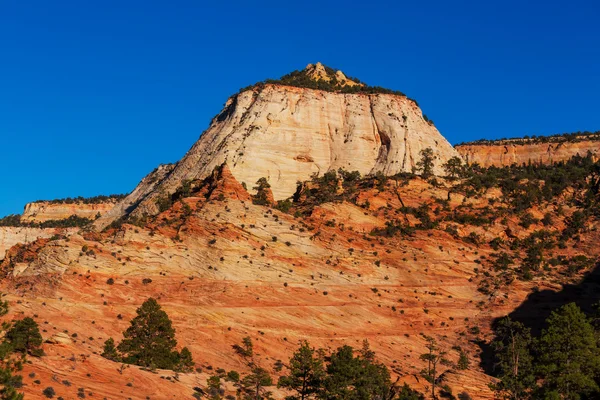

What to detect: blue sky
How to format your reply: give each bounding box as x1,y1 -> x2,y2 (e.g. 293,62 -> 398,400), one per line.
1,0 -> 599,217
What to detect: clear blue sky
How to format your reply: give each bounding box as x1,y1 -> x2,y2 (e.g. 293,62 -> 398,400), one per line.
1,0 -> 599,217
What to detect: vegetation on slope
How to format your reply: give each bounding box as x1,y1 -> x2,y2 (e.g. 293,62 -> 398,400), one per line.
237,63 -> 417,101
32,194 -> 126,205
0,214 -> 94,229
456,130 -> 600,146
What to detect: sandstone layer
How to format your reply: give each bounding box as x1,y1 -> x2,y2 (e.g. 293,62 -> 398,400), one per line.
456,139 -> 600,167
21,200 -> 117,223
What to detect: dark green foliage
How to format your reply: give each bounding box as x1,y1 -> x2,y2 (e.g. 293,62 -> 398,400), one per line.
490,317 -> 535,399
396,384 -> 424,400
42,387 -> 55,398
33,194 -> 126,205
156,194 -> 173,213
234,336 -> 254,359
5,317 -> 43,356
462,154 -> 596,213
240,367 -> 273,400
443,156 -> 465,179
321,342 -> 391,400
0,214 -> 93,228
0,300 -> 24,400
0,216 -> 22,227
178,347 -> 195,372
419,336 -> 446,400
275,199 -> 292,213
253,178 -> 272,206
102,338 -> 119,361
416,148 -> 435,179
457,351 -> 469,370
278,341 -> 324,400
238,63 -> 410,98
370,220 -> 415,237
457,130 -> 600,147
107,298 -> 193,371
537,303 -> 600,399
226,370 -> 240,382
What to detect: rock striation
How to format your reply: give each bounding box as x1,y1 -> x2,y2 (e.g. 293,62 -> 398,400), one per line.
456,138 -> 600,167
98,64 -> 460,227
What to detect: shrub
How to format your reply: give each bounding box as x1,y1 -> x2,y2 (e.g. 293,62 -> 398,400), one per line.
43,387 -> 56,398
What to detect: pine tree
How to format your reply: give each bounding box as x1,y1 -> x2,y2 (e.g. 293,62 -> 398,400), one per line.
419,336 -> 445,400
443,156 -> 465,179
240,366 -> 273,400
491,317 -> 535,400
322,344 -> 391,400
416,148 -> 435,179
102,337 -> 120,361
278,341 -> 324,400
116,298 -> 180,369
177,347 -> 194,372
537,303 -> 600,399
5,317 -> 43,356
457,351 -> 469,370
396,383 -> 424,400
253,178 -> 272,206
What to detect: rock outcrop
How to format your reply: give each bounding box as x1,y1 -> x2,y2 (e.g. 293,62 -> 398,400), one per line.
0,227 -> 75,260
21,200 -> 117,223
98,64 -> 460,228
456,138 -> 600,167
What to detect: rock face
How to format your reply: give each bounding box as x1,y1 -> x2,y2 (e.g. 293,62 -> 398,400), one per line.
456,139 -> 600,167
99,65 -> 460,227
21,200 -> 117,223
94,164 -> 175,229
0,227 -> 74,260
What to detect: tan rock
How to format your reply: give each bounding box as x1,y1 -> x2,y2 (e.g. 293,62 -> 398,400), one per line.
456,139 -> 600,167
46,332 -> 72,345
21,201 -> 117,223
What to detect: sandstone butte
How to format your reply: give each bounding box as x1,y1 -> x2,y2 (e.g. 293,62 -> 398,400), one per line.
456,135 -> 600,167
95,63 -> 460,230
0,64 -> 598,399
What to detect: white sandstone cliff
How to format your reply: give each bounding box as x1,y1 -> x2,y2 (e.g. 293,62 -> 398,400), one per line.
96,66 -> 461,228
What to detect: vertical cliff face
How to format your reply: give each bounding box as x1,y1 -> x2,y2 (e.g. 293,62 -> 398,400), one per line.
456,139 -> 600,167
96,64 -> 461,228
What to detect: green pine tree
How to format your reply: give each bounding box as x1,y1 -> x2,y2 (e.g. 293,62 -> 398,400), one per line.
457,351 -> 469,370
491,317 -> 535,400
537,303 -> 600,399
278,341 -> 325,400
419,336 -> 445,400
396,383 -> 424,400
177,347 -> 194,372
241,366 -> 273,400
117,298 -> 179,369
102,337 -> 120,361
416,148 -> 435,179
5,317 -> 43,356
322,343 -> 391,400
